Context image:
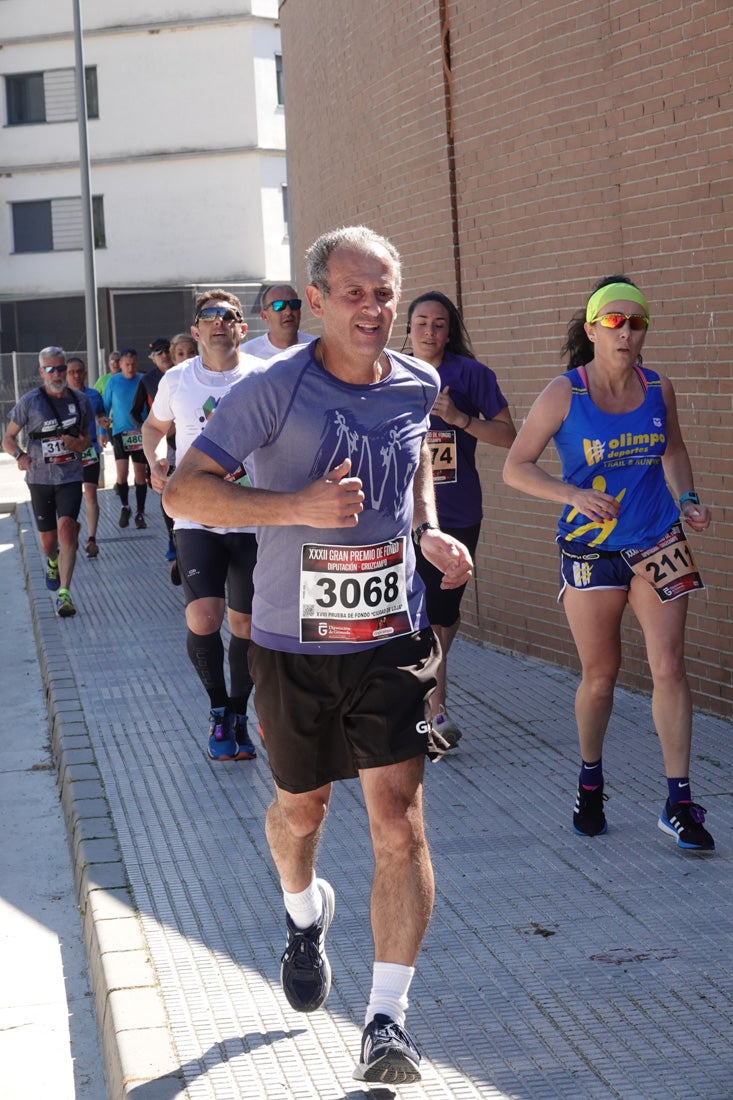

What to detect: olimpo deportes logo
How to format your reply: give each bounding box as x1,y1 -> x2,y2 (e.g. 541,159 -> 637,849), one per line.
583,438 -> 605,466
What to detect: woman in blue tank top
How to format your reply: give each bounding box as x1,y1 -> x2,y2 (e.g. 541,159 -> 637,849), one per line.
503,276 -> 714,851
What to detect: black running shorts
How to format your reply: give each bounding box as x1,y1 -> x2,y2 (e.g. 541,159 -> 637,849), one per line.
82,458 -> 101,485
112,432 -> 147,464
248,627 -> 441,793
175,527 -> 257,612
29,481 -> 83,532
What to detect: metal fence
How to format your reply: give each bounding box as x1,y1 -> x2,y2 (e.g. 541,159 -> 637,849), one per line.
0,350 -> 103,436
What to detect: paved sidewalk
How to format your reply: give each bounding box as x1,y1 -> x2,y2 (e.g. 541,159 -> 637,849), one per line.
10,471 -> 733,1099
0,507 -> 106,1100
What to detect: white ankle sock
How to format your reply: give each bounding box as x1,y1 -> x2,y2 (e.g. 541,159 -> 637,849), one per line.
365,962 -> 415,1027
283,874 -> 322,930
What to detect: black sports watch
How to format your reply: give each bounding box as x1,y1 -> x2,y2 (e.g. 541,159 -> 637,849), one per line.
414,522 -> 440,545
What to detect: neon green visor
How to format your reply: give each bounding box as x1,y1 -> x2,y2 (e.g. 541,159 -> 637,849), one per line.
586,283 -> 650,323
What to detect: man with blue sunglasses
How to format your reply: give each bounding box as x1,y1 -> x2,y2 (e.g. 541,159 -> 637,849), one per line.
243,282 -> 316,360
2,346 -> 92,617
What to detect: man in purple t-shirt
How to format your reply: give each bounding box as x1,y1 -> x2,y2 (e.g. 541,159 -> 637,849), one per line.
165,226 -> 473,1086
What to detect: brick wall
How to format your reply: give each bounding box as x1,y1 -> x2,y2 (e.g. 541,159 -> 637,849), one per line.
280,0 -> 732,716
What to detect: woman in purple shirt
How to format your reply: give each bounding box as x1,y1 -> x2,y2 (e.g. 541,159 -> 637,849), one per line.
407,291 -> 516,748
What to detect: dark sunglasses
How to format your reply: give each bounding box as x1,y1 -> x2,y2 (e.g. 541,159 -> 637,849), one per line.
195,306 -> 242,324
42,364 -> 67,374
595,313 -> 649,331
266,298 -> 301,312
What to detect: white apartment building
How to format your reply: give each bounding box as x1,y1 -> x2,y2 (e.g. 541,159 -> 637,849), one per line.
0,0 -> 290,365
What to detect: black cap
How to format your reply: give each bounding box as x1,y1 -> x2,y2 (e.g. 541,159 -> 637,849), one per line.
149,337 -> 171,354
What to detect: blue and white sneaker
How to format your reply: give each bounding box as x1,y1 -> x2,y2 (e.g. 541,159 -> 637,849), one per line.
280,879 -> 335,1013
432,706 -> 462,748
658,799 -> 714,850
353,1014 -> 422,1084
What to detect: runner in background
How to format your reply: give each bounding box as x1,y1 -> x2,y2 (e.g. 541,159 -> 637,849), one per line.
66,356 -> 108,558
406,291 -> 516,748
2,347 -> 91,616
103,348 -> 148,530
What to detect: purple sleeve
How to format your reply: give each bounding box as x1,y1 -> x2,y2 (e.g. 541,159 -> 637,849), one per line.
191,433 -> 244,477
469,360 -> 508,420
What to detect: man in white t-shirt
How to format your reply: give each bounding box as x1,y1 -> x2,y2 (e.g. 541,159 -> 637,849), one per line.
142,289 -> 258,763
242,282 -> 316,360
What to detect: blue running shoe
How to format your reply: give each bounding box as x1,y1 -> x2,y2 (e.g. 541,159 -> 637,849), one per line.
229,713 -> 257,760
55,589 -> 76,617
207,707 -> 238,760
45,558 -> 60,591
281,879 -> 335,1013
353,1014 -> 422,1084
658,799 -> 714,850
207,707 -> 254,762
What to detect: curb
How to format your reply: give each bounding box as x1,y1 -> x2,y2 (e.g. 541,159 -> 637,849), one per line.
16,503 -> 184,1099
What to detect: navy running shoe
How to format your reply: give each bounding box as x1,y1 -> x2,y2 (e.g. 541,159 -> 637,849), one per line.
280,879 -> 335,1013
658,799 -> 714,850
353,1014 -> 422,1085
229,713 -> 256,760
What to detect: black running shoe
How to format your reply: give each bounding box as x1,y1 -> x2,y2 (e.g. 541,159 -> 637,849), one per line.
280,879 -> 334,1012
658,799 -> 714,851
170,560 -> 181,586
134,512 -> 147,529
119,506 -> 131,528
573,784 -> 608,836
353,1014 -> 422,1085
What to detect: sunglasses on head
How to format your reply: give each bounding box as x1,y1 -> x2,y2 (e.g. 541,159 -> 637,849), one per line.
195,306 -> 242,324
595,313 -> 649,331
266,298 -> 301,312
43,364 -> 67,374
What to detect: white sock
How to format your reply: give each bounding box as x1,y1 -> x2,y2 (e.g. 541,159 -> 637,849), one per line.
282,874 -> 322,930
365,962 -> 415,1027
